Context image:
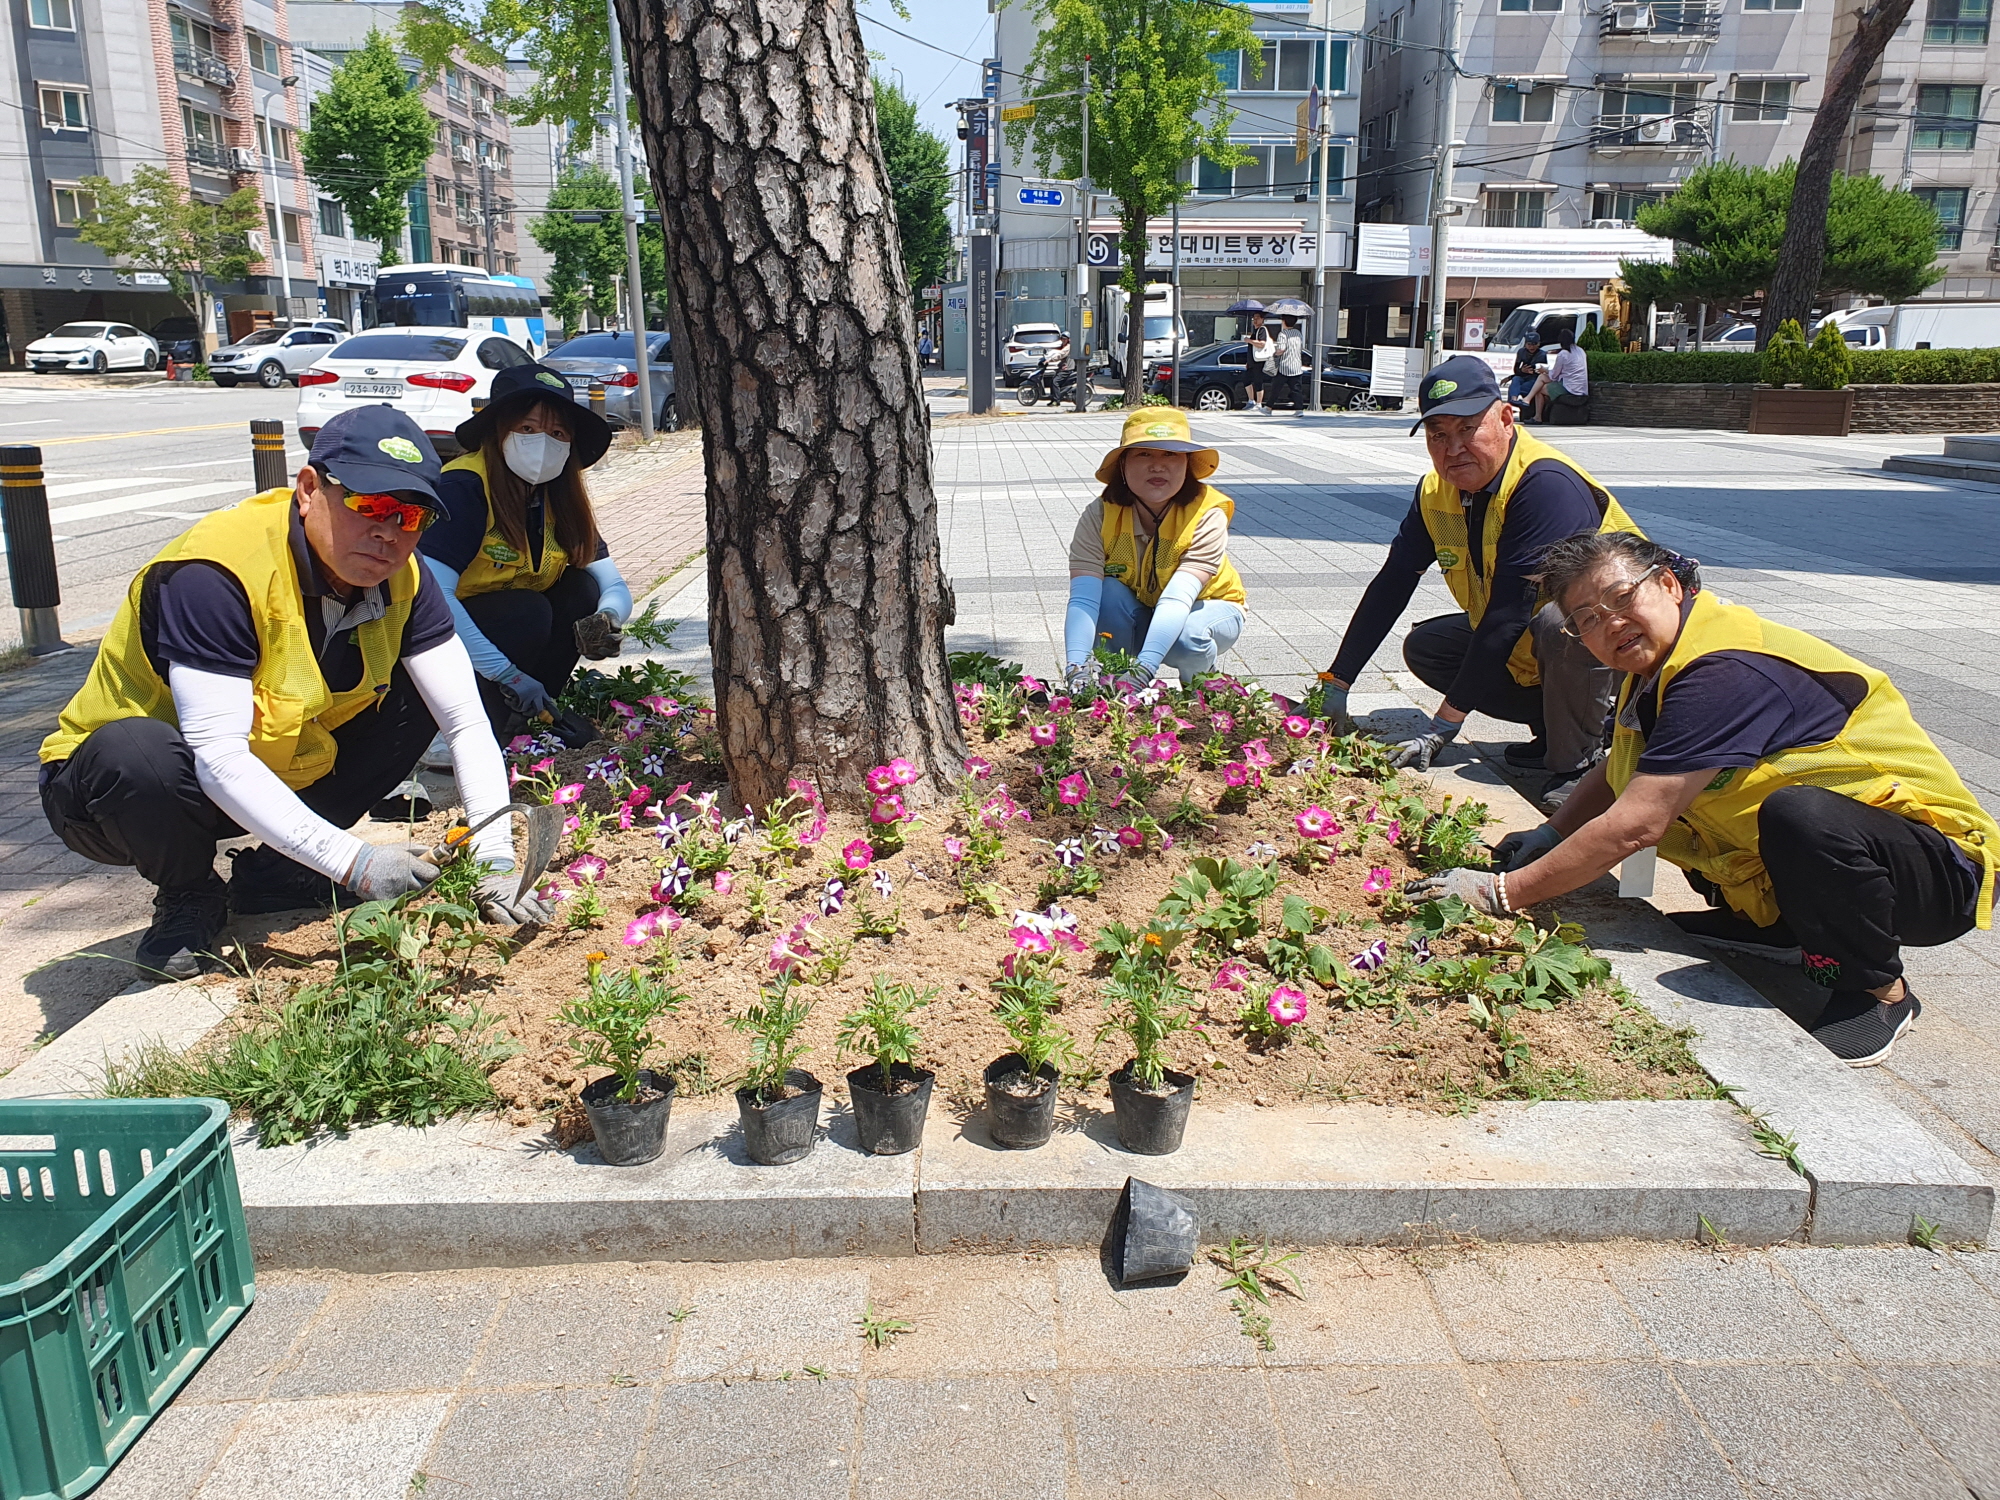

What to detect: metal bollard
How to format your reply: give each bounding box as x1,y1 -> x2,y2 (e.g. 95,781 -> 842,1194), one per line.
588,382 -> 606,421
251,419 -> 288,492
0,445 -> 70,655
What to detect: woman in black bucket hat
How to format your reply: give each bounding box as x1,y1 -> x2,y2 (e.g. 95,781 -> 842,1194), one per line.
419,362 -> 635,744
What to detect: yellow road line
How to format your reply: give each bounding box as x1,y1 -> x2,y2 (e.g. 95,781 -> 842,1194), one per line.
39,420 -> 257,447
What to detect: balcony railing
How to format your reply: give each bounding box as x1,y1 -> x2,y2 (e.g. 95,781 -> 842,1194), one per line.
1592,113 -> 1711,151
186,141 -> 231,170
173,46 -> 236,87
1601,1 -> 1722,37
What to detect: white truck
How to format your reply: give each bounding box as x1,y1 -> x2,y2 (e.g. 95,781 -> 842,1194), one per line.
1816,302 -> 2000,351
1101,282 -> 1188,381
1474,301 -> 1606,383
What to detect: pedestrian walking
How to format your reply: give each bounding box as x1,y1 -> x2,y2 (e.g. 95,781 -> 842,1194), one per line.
1420,530 -> 1998,1067
918,332 -> 936,369
1275,315 -> 1307,413
1244,314 -> 1275,412
1312,355 -> 1644,806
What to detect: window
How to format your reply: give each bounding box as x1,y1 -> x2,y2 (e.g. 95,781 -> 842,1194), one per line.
1361,118 -> 1378,158
1385,109 -> 1399,148
435,177 -> 450,205
433,116 -> 447,146
39,87 -> 88,130
256,118 -> 294,161
1915,83 -> 1980,148
319,198 -> 346,237
458,249 -> 483,266
181,104 -> 222,144
1925,0 -> 1990,42
28,0 -> 75,30
1731,79 -> 1793,121
1744,0 -> 1803,10
1603,80 -> 1702,118
1210,50 -> 1241,88
1501,0 -> 1563,13
405,185 -> 432,261
246,34 -> 283,74
1914,186 -> 1969,250
1190,143 -> 1342,196
1591,187 -> 1665,220
477,338 -> 532,370
265,207 -> 304,248
1493,83 -> 1556,122
1487,189 -> 1547,227
1237,40 -> 1323,91
51,182 -> 98,226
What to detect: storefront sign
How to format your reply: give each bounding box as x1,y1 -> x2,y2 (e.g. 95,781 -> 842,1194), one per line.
1086,228 -> 1321,270
324,254 -> 379,286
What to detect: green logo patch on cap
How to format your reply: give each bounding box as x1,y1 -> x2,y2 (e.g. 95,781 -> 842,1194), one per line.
1143,423 -> 1175,438
1427,378 -> 1459,400
535,371 -> 566,390
377,436 -> 424,464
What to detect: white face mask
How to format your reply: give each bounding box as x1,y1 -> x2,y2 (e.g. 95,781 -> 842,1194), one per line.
502,430 -> 571,486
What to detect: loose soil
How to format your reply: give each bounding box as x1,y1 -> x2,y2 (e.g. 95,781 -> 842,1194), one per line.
232,682 -> 1714,1133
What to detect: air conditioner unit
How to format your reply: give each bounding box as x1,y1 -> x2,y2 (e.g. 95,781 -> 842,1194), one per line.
453,144 -> 475,164
228,146 -> 259,171
472,98 -> 492,117
247,229 -> 269,254
1637,117 -> 1669,142
1587,217 -> 1633,228
1612,3 -> 1655,29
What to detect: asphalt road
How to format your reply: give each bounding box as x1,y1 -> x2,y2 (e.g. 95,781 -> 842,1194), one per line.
0,380 -> 302,652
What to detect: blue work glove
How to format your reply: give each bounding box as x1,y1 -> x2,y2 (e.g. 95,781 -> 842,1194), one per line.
499,668 -> 556,717
1389,714 -> 1460,771
1063,575 -> 1104,668
1135,570 -> 1203,678
1312,677 -> 1353,731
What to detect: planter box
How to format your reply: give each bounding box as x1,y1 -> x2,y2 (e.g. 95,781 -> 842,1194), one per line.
1749,386 -> 1854,436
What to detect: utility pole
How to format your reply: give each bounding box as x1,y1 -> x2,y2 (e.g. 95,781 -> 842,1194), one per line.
480,159 -> 497,272
1308,20 -> 1332,412
259,80 -> 297,322
607,0 -> 655,440
1073,54 -> 1091,413
1423,0 -> 1463,371
1169,197 -> 1181,409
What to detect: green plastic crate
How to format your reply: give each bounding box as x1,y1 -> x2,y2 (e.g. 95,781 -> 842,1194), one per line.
0,1099 -> 254,1500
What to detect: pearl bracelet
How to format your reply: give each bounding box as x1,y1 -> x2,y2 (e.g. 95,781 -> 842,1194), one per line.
1494,870 -> 1513,915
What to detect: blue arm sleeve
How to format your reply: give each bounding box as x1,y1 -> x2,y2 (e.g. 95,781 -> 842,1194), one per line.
1063,574 -> 1103,667
1137,569 -> 1203,675
422,556 -> 516,682
585,555 -> 633,624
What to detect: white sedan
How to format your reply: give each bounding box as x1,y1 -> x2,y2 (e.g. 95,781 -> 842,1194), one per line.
296,326 -> 540,457
26,322 -> 160,374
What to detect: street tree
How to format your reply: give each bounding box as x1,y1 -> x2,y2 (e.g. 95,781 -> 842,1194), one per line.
1760,0 -> 1916,347
75,166 -> 261,353
1019,0 -> 1258,403
298,30 -> 435,258
874,76 -> 953,306
615,0 -> 962,809
529,166 -> 668,330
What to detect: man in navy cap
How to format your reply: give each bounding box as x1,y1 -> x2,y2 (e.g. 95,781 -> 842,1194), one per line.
1311,355 -> 1645,805
39,405 -> 549,975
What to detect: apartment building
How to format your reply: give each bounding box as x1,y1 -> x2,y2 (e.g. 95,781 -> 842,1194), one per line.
991,0 -> 1364,353
290,0 -> 518,279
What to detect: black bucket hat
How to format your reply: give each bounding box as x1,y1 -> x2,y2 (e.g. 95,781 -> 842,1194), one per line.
454,362 -> 615,469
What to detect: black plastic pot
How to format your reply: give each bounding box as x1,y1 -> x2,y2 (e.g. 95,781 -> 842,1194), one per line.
579,1069 -> 676,1166
983,1054 -> 1060,1150
847,1063 -> 935,1156
1109,1063 -> 1195,1156
1114,1177 -> 1200,1285
736,1069 -> 823,1165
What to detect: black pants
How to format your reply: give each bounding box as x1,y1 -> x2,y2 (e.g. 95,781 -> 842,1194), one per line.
1401,609 -> 1617,777
1759,784 -> 1979,992
461,567 -> 601,735
39,666 -> 438,895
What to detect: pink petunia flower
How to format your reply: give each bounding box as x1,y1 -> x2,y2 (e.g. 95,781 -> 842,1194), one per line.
1057,772 -> 1090,806
621,913 -> 659,947
1116,825 -> 1145,850
713,871 -> 736,895
655,907 -> 685,934
1010,926 -> 1054,955
871,794 -> 907,825
1267,987 -> 1310,1026
1048,695 -> 1073,716
770,919 -> 816,975
1241,738 -> 1274,769
887,757 -> 921,787
865,765 -> 898,795
1221,762 -> 1258,790
552,782 -> 585,806
1384,820 -> 1402,844
1281,715 -> 1313,739
1145,733 -> 1180,765
1028,722 -> 1059,748
842,838 -> 876,871
1295,806 -> 1338,840
1086,698 -> 1111,722
1363,866 -> 1394,894
942,836 -> 968,862
624,784 -> 654,808
530,758 -> 556,777
566,854 -> 607,884
1211,960 -> 1250,993
965,755 -> 994,779
1211,711 -> 1236,733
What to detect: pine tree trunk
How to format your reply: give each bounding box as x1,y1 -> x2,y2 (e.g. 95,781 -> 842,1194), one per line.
1759,0 -> 1913,347
614,0 -> 965,811
1121,216 -> 1149,406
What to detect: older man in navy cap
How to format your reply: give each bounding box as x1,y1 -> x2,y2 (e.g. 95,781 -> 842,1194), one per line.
39,405 -> 548,975
1312,355 -> 1645,805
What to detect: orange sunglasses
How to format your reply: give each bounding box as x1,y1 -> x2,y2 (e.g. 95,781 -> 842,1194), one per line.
339,489 -> 438,534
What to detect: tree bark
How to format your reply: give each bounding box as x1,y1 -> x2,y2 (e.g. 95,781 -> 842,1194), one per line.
614,0 -> 965,811
1121,215 -> 1149,406
1758,0 -> 1914,348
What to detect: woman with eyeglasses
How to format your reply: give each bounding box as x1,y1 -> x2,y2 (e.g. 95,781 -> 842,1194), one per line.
420,362 -> 635,743
1411,531 -> 1997,1066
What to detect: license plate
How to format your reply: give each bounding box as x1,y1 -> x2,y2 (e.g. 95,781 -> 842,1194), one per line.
344,381 -> 403,397
564,376 -> 593,388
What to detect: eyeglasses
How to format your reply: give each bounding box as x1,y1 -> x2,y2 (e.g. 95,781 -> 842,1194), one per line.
1558,564 -> 1663,639
338,488 -> 437,534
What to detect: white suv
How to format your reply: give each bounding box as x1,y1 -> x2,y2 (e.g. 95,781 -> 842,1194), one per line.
208,326 -> 348,388
1004,324 -> 1071,387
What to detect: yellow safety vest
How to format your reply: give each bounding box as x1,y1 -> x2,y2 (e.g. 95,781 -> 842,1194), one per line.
1416,428 -> 1642,687
1099,484 -> 1247,608
442,447 -> 569,597
39,488 -> 418,790
1606,590 -> 1997,930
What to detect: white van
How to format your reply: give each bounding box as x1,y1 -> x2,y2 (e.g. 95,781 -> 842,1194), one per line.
1816,302 -> 2000,351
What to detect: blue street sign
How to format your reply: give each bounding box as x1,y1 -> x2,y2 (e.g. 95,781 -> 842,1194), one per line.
1019,187 -> 1066,207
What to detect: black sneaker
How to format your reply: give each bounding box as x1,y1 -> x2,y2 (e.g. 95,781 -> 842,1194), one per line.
1669,909 -> 1803,964
134,879 -> 229,979
1504,738 -> 1548,769
1810,993 -> 1920,1067
1539,769 -> 1587,808
227,845 -> 355,915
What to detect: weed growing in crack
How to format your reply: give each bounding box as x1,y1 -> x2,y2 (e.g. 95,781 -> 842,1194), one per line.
859,1303 -> 912,1349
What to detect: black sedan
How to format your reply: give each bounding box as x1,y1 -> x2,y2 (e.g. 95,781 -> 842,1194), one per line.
1146,342 -> 1401,412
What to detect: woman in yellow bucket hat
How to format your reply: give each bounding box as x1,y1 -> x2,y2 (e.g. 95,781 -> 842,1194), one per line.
1062,408 -> 1248,691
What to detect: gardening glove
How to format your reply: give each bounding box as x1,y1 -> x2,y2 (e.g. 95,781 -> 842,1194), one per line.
498,667 -> 556,718
475,872 -> 556,927
1387,714 -> 1460,771
1062,660 -> 1100,697
1492,822 -> 1563,872
574,609 -> 623,661
1311,676 -> 1355,733
1405,867 -> 1508,918
346,842 -> 440,903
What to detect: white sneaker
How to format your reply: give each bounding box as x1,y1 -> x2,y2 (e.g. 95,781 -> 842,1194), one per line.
419,732 -> 453,772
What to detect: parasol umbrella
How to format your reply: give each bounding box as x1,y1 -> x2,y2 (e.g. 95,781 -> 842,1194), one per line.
1263,297 -> 1314,318
1223,298 -> 1266,314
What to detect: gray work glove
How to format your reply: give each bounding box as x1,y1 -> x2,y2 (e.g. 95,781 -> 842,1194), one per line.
497,668 -> 556,717
475,872 -> 556,927
1388,714 -> 1461,771
574,609 -> 624,661
1062,660 -> 1099,697
1311,679 -> 1354,733
347,842 -> 440,903
1405,867 -> 1508,918
1492,823 -> 1563,872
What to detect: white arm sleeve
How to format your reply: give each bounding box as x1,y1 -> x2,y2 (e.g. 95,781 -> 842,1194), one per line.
422,556 -> 517,682
405,636 -> 515,869
585,554 -> 633,624
169,664 -> 367,884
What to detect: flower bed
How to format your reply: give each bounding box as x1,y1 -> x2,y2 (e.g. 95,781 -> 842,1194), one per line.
180,659 -> 1714,1147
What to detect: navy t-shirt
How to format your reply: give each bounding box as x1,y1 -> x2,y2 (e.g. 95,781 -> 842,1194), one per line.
422,468 -> 610,577
1634,652 -> 1861,775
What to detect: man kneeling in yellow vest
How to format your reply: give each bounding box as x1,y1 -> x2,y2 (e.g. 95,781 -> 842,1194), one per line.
38,406 -> 550,977
1410,531 -> 1997,1067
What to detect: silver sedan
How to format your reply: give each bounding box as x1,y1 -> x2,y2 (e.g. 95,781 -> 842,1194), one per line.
544,331 -> 678,430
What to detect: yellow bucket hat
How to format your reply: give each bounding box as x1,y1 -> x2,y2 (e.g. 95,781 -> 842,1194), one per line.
1094,407 -> 1221,485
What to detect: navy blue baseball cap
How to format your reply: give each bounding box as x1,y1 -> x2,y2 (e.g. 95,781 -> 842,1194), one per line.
308,405 -> 444,506
1408,354 -> 1505,434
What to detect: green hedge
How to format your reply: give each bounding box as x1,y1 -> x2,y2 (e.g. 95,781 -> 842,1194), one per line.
1592,348 -> 2000,385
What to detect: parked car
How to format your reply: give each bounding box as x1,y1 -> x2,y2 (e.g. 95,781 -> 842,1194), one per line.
148,316 -> 205,365
544,331 -> 677,431
26,322 -> 160,374
1003,323 -> 1069,387
1145,342 -> 1399,412
208,326 -> 348,388
295,327 -> 538,455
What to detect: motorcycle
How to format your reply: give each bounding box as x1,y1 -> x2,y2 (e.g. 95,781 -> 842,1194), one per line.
1017,352 -> 1082,407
